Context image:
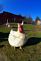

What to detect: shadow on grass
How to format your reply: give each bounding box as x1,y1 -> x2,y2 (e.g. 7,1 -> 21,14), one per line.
0,38 -> 8,42
0,32 -> 9,48
0,32 -> 9,39
0,32 -> 9,42
24,37 -> 41,47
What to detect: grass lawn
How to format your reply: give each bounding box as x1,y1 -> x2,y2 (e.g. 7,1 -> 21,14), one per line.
0,24 -> 41,61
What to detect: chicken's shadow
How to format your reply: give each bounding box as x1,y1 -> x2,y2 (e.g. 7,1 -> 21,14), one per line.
0,32 -> 9,48
24,37 -> 41,46
0,32 -> 9,39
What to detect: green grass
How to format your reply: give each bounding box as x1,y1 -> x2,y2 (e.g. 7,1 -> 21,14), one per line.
0,24 -> 41,61
23,24 -> 34,30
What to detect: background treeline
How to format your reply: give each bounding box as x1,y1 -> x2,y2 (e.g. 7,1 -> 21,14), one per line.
0,11 -> 40,25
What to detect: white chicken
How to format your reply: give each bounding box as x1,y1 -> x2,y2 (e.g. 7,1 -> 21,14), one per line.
8,21 -> 26,49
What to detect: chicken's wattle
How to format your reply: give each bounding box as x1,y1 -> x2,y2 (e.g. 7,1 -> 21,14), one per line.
18,25 -> 23,33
